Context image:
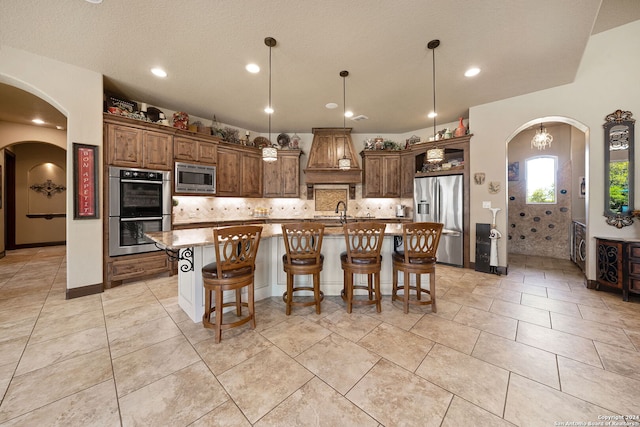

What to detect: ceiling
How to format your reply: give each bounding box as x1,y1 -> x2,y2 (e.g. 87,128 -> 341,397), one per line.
1,0 -> 639,135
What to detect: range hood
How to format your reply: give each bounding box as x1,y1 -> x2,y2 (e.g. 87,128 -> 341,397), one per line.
304,128 -> 362,199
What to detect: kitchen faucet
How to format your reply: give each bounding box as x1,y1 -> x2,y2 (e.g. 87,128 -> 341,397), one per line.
335,201 -> 347,224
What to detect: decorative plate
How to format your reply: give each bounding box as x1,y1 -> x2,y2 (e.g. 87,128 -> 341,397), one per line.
277,133 -> 290,148
253,136 -> 271,149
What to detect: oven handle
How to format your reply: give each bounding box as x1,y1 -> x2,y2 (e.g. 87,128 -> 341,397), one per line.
120,179 -> 164,185
120,216 -> 164,222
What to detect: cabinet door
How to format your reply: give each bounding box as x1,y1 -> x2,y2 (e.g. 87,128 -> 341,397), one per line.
143,131 -> 172,170
198,141 -> 217,164
241,152 -> 263,197
280,154 -> 300,197
363,155 -> 383,197
174,136 -> 198,161
217,148 -> 241,196
596,239 -> 624,290
263,160 -> 280,197
401,151 -> 415,198
107,125 -> 142,167
383,155 -> 401,197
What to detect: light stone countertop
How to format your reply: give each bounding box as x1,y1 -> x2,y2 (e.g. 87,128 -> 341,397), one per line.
146,222 -> 405,250
172,214 -> 407,225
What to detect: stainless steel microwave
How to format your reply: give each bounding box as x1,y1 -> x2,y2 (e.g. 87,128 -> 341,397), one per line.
174,162 -> 216,194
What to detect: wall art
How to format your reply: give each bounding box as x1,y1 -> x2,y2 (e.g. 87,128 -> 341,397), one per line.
73,143 -> 99,219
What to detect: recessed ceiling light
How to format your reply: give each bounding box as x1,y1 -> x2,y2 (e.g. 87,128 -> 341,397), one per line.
325,103 -> 338,109
264,106 -> 274,114
85,0 -> 103,3
56,125 -> 65,130
32,118 -> 45,125
428,112 -> 437,119
344,111 -> 354,118
151,68 -> 167,78
464,67 -> 481,77
246,63 -> 260,73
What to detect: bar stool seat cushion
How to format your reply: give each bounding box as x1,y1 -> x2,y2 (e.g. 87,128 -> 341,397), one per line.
392,251 -> 436,264
202,262 -> 253,279
340,251 -> 381,265
282,253 -> 324,266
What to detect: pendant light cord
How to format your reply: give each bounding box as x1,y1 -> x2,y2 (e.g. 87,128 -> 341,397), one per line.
268,42 -> 272,144
343,73 -> 346,159
432,46 -> 436,140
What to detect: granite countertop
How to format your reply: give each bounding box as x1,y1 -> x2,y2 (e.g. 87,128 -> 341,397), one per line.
147,222 -> 405,250
172,214 -> 409,226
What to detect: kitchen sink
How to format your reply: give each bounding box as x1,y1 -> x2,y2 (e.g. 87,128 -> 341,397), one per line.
313,215 -> 353,219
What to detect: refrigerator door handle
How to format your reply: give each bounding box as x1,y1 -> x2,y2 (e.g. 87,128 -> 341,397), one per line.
417,201 -> 429,215
434,182 -> 440,223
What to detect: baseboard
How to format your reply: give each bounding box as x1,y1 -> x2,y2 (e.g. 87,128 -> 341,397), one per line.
14,241 -> 66,249
66,283 -> 103,299
0,250 -> 5,259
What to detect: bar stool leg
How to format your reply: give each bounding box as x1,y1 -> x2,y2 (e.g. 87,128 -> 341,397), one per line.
367,275 -> 373,299
214,287 -> 223,344
403,270 -> 410,314
430,272 -> 437,313
345,272 -> 353,314
392,266 -> 399,302
285,272 -> 293,315
374,272 -> 382,313
416,274 -> 422,301
249,280 -> 256,328
313,272 -> 321,314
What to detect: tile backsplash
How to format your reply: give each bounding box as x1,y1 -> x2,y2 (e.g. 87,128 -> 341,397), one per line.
173,184 -> 412,223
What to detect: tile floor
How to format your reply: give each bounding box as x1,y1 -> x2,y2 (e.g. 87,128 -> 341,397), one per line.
0,246 -> 639,426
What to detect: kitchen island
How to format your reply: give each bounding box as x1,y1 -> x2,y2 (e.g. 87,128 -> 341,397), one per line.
147,223 -> 405,322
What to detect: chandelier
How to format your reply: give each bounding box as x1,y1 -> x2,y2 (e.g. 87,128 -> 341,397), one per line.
531,123 -> 553,150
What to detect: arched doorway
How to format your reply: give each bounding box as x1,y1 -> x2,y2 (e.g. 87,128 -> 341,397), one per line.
504,117 -> 588,262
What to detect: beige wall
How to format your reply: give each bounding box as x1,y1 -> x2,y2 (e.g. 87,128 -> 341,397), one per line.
0,46 -> 103,290
470,20 -> 640,281
12,142 -> 66,245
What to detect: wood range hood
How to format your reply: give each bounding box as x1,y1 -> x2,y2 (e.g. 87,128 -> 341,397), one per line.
303,128 -> 362,199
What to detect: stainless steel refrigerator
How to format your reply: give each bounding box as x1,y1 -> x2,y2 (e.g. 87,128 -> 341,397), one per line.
414,175 -> 463,266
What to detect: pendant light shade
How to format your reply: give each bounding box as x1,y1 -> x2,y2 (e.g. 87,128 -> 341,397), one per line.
262,36 -> 278,162
426,39 -> 443,164
531,122 -> 553,150
339,70 -> 351,170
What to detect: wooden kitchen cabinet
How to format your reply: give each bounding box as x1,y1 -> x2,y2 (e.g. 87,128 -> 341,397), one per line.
106,122 -> 173,170
401,150 -> 415,198
360,150 -> 401,198
217,143 -> 263,197
595,237 -> 640,301
264,149 -> 301,198
174,135 -> 218,164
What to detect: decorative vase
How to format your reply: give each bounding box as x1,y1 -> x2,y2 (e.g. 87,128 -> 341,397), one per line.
454,117 -> 466,137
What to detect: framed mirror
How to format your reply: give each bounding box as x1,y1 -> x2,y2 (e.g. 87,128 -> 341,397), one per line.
603,109 -> 634,228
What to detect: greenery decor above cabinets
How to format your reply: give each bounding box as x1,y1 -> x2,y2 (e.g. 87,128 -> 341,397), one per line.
263,149 -> 301,198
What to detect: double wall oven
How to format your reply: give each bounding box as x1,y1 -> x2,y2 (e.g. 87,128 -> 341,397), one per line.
108,166 -> 171,257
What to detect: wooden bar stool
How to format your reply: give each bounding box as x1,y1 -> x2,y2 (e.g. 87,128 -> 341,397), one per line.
392,222 -> 443,314
202,225 -> 262,343
340,222 -> 386,313
281,223 -> 325,315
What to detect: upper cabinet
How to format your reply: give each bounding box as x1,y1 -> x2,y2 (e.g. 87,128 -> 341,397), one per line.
174,135 -> 218,164
264,149 -> 301,198
217,144 -> 263,197
105,121 -> 173,170
360,150 -> 401,198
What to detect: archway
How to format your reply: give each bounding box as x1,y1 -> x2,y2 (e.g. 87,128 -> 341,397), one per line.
504,116 -> 589,265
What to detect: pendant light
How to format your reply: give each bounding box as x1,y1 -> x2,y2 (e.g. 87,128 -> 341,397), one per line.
531,122 -> 553,150
262,36 -> 278,162
338,70 -> 351,170
426,39 -> 444,163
